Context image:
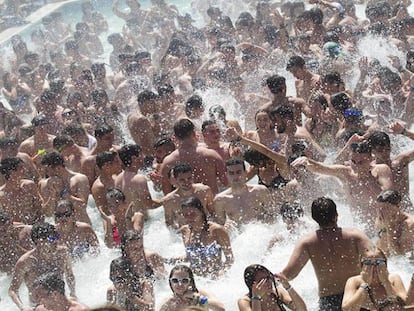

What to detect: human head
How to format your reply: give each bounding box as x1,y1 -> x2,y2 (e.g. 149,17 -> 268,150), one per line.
174,119 -> 195,140
330,92 -> 353,116
201,120 -> 221,144
62,123 -> 89,147
181,197 -> 208,225
377,190 -> 401,206
280,202 -> 304,229
31,114 -> 49,129
94,123 -> 114,142
225,158 -> 246,186
96,151 -> 120,171
106,188 -> 126,214
311,197 -> 338,227
172,163 -> 193,191
118,144 -> 142,168
208,105 -> 226,122
254,109 -> 272,131
270,105 -> 294,134
34,272 -> 65,299
53,135 -> 75,153
31,222 -> 59,245
286,55 -> 306,80
120,230 -> 143,257
185,95 -> 204,118
0,157 -> 23,180
153,138 -> 175,163
321,72 -> 344,94
41,152 -> 65,168
109,257 -> 130,289
55,200 -> 74,222
244,264 -> 275,298
137,90 -> 158,115
266,75 -> 286,95
350,141 -> 372,167
367,131 -> 391,162
168,265 -> 198,295
243,148 -> 272,168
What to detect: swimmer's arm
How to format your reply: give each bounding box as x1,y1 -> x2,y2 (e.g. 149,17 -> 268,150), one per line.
375,165 -> 393,190
162,200 -> 176,229
292,156 -> 349,181
64,253 -> 76,298
389,121 -> 414,141
342,277 -> 366,310
9,259 -> 30,311
205,188 -> 216,220
280,238 -> 310,280
215,227 -> 234,269
212,196 -> 226,225
406,274 -> 414,305
129,280 -> 154,310
131,211 -> 145,234
147,252 -> 166,278
98,207 -> 116,249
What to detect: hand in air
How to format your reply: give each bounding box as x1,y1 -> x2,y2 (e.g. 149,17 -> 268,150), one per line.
361,264 -> 374,286
389,121 -> 406,135
290,156 -> 309,168
225,127 -> 240,141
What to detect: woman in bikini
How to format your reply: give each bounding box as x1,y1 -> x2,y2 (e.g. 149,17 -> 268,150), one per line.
179,197 -> 233,278
246,109 -> 282,152
159,265 -> 225,311
342,247 -> 407,311
238,264 -> 307,311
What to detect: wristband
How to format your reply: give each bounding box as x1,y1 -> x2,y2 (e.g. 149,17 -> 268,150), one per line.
402,128 -> 407,135
359,283 -> 370,291
410,86 -> 414,93
285,285 -> 293,291
251,295 -> 262,301
200,297 -> 208,305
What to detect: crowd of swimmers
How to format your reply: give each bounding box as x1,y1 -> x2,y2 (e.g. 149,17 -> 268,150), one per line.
2,0 -> 414,310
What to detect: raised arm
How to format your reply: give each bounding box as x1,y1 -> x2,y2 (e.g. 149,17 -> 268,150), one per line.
280,237 -> 310,281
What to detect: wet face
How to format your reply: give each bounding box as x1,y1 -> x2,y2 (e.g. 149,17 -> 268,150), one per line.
175,171 -> 193,191
181,205 -> 203,224
226,164 -> 246,186
350,152 -> 372,168
55,206 -> 74,225
170,270 -> 192,296
154,146 -> 171,163
288,66 -> 305,80
253,271 -> 273,291
255,112 -> 272,130
107,195 -> 122,215
202,124 -> 221,144
361,253 -> 387,283
371,145 -> 391,163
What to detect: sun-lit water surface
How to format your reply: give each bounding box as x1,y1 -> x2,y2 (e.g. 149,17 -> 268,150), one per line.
1,1 -> 414,310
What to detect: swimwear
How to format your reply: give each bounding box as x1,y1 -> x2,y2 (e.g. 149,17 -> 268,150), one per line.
185,241 -> 222,270
258,174 -> 289,190
319,293 -> 343,311
112,226 -> 121,245
71,242 -> 90,259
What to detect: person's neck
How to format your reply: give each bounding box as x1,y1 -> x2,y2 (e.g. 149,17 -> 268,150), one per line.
100,172 -> 115,184
125,163 -> 141,173
177,185 -> 194,197
205,140 -> 221,149
231,183 -> 247,194
319,224 -> 338,231
179,138 -> 197,149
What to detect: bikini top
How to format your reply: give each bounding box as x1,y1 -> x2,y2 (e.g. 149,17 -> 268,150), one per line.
258,174 -> 289,190
185,241 -> 222,268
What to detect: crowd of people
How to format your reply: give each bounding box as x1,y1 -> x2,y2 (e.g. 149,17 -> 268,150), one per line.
2,0 -> 414,310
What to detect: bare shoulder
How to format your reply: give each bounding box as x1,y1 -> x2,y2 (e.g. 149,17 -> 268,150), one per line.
131,173 -> 148,185
76,221 -> 94,231
162,189 -> 179,203
196,145 -> 222,159
72,172 -> 89,183
21,178 -> 37,188
214,188 -> 232,199
194,183 -> 212,192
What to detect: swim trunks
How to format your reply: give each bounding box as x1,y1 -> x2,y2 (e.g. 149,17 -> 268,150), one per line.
319,292 -> 343,311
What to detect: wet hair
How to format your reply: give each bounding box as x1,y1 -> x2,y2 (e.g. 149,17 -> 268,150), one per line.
174,119 -> 195,140
367,131 -> 391,149
53,135 -> 75,151
243,148 -> 271,167
106,188 -> 126,202
65,39 -> 79,51
201,120 -> 217,132
323,31 -> 339,44
330,92 -> 352,113
56,200 -> 74,214
270,105 -> 294,121
118,144 -> 142,167
350,141 -> 371,154
33,272 -> 65,295
0,136 -> 18,148
31,222 -> 56,244
181,197 -> 208,225
91,63 -> 105,76
244,264 -> 275,299
157,84 -> 174,97
311,197 -> 337,226
321,71 -> 343,86
94,123 -> 113,138
0,157 -> 23,180
92,89 -> 109,104
41,152 -> 65,167
377,190 -> 401,205
96,151 -> 118,169
120,230 -> 142,257
286,55 -> 306,70
169,265 -> 198,294
236,12 -> 255,28
32,114 -> 49,127
137,90 -> 157,104
172,163 -> 192,178
309,93 -> 328,110
225,158 -> 246,170
153,137 -> 175,150
266,75 -> 286,94
0,210 -> 11,224
109,257 -> 130,283
62,123 -> 87,137
309,7 -> 324,25
366,1 -> 391,21
280,202 -> 304,221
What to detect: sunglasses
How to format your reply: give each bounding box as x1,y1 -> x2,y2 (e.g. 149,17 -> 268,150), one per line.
55,210 -> 72,218
170,278 -> 191,285
362,258 -> 386,266
46,233 -> 60,243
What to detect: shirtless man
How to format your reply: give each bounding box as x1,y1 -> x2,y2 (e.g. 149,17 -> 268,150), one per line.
39,152 -> 91,224
54,200 -> 99,259
149,137 -> 176,190
91,151 -> 122,215
368,130 -> 414,211
115,144 -> 160,215
0,210 -> 33,274
261,74 -> 306,126
34,272 -> 89,311
0,157 -> 43,224
270,105 -> 326,161
214,158 -> 274,226
160,118 -> 227,195
279,197 -> 372,311
291,141 -> 393,236
200,120 -> 230,161
161,163 -> 215,229
286,55 -> 321,106
98,188 -> 144,248
53,135 -> 88,173
376,190 -> 414,257
81,123 -> 118,188
9,222 -> 76,311
127,90 -> 160,157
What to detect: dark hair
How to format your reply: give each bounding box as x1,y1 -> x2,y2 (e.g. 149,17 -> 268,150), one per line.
280,202 -> 304,220
209,105 -> 226,120
109,257 -> 130,283
94,123 -> 113,138
181,197 -> 208,225
41,152 -> 65,167
137,90 -> 157,105
322,71 -> 342,86
62,123 -> 87,137
106,188 -> 126,202
56,200 -> 74,214
271,105 -> 294,121
31,222 -> 57,244
96,151 -> 118,169
377,190 -> 401,205
172,163 -> 192,178
53,135 -> 74,150
309,93 -> 328,110
0,210 -> 11,224
309,7 -> 323,25
153,137 -> 175,150
34,272 -> 65,295
266,75 -> 286,94
32,114 -> 49,127
0,157 -> 23,179
330,92 -> 352,113
367,131 -> 391,149
169,265 -> 198,294
120,230 -> 142,257
174,119 -> 195,140
286,55 -> 305,70
92,88 -> 109,103
118,144 -> 141,167
225,158 -> 246,170
185,95 -> 203,117
157,84 -> 174,97
244,264 -> 277,299
243,149 -> 271,167
201,120 -> 217,132
311,197 -> 338,226
350,141 -> 371,154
